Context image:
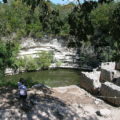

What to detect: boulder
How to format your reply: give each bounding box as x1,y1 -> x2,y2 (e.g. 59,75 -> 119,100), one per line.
80,71 -> 101,94
100,82 -> 120,106
100,69 -> 114,83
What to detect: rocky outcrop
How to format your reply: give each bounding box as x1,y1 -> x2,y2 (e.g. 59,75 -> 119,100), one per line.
100,82 -> 120,106
80,71 -> 101,94
19,37 -> 79,68
5,37 -> 81,75
1,85 -> 120,120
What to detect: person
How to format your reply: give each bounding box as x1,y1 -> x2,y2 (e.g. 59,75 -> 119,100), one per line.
18,78 -> 27,103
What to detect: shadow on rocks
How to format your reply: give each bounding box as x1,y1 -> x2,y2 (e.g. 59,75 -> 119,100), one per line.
0,86 -> 81,120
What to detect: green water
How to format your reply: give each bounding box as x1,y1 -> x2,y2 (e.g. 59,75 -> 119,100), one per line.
5,69 -> 81,87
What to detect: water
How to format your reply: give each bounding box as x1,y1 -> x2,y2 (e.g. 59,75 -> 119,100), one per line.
5,69 -> 81,87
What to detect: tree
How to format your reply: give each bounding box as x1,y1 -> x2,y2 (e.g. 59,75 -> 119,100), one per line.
68,1 -> 97,46
0,40 -> 19,75
109,2 -> 120,61
3,0 -> 7,3
90,3 -> 114,61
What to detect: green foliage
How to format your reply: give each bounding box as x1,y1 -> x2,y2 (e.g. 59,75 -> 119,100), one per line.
14,51 -> 54,71
1,0 -> 120,71
0,0 -> 72,39
68,1 -> 97,45
0,40 -> 19,85
0,40 -> 19,70
68,1 -> 120,63
91,4 -> 111,29
25,56 -> 38,71
37,51 -> 54,69
15,56 -> 38,71
0,0 -> 30,38
14,57 -> 26,70
109,2 -> 120,61
56,60 -> 62,67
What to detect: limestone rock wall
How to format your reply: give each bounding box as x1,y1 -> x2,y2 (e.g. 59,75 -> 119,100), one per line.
18,37 -> 80,69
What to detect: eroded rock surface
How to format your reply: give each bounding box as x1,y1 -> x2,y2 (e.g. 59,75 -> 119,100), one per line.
100,82 -> 120,106
0,85 -> 119,120
80,71 -> 101,93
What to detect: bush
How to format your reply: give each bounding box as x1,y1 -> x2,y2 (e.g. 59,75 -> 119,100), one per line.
25,56 -> 38,71
56,60 -> 62,67
37,51 -> 54,69
0,40 -> 19,70
14,57 -> 26,70
14,51 -> 54,71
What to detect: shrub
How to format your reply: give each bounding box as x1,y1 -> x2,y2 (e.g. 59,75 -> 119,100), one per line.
25,56 -> 38,71
37,51 -> 54,69
56,60 -> 62,67
14,57 -> 26,70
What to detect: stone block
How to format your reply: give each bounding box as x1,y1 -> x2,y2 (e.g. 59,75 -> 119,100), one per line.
100,82 -> 120,106
80,71 -> 101,94
100,69 -> 114,83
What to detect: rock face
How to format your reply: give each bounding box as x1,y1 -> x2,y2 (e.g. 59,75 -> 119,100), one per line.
1,85 -> 120,120
100,82 -> 120,106
80,71 -> 101,94
19,37 -> 79,69
0,85 -> 100,120
5,37 -> 81,75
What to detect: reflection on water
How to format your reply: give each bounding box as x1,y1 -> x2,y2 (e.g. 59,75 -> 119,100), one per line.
5,69 -> 81,87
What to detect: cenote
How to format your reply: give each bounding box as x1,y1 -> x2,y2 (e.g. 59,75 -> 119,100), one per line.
5,69 -> 81,87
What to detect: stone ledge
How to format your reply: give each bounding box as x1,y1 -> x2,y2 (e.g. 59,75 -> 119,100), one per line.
80,71 -> 101,94
100,82 -> 120,106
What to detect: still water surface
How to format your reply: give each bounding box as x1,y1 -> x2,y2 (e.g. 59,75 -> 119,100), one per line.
5,69 -> 81,87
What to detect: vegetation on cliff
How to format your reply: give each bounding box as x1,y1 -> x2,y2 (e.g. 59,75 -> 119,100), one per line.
0,0 -> 120,86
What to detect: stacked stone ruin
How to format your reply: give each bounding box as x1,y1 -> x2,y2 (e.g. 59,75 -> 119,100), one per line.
80,62 -> 120,106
